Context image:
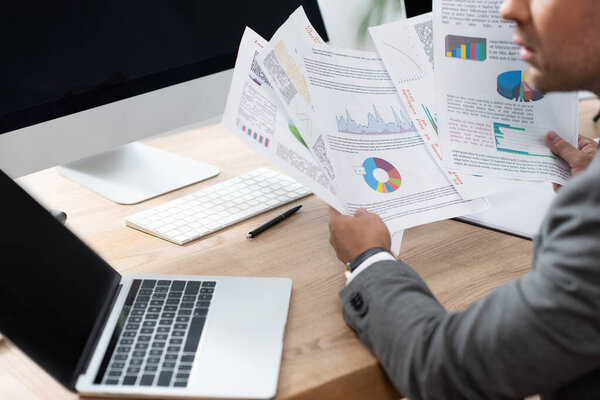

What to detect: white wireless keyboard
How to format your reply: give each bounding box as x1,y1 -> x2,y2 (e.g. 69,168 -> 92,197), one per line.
126,168 -> 311,245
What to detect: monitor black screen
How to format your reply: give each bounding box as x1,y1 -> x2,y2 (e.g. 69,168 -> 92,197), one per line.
0,169 -> 121,390
0,0 -> 328,135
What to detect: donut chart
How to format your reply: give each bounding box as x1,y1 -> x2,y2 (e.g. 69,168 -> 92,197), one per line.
362,157 -> 402,193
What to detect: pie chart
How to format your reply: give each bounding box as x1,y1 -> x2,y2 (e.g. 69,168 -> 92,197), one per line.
362,157 -> 402,193
497,70 -> 544,102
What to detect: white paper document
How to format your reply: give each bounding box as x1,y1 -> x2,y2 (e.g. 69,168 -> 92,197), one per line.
257,8 -> 488,232
222,27 -> 344,211
433,0 -> 578,184
369,13 -> 518,200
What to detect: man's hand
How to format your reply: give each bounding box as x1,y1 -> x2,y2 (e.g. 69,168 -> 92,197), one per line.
546,131 -> 598,192
328,207 -> 391,265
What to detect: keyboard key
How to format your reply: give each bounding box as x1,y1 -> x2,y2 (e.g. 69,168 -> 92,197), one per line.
130,316 -> 142,323
157,280 -> 171,287
182,295 -> 196,302
114,355 -> 128,360
138,289 -> 153,295
176,372 -> 190,378
193,308 -> 208,317
171,281 -> 186,291
143,321 -> 157,327
131,310 -> 144,316
130,359 -> 143,365
105,379 -> 119,385
172,331 -> 185,337
141,328 -> 154,334
157,327 -> 170,333
159,319 -> 173,325
120,339 -> 134,345
196,301 -> 210,308
142,280 -> 156,289
168,292 -> 182,298
152,342 -> 166,348
150,300 -> 164,306
135,343 -> 148,350
164,305 -> 178,311
176,316 -> 189,323
132,351 -> 146,358
165,354 -> 178,360
200,288 -> 214,294
166,299 -> 180,305
184,281 -> 201,294
180,302 -> 194,309
117,346 -> 131,353
123,376 -> 138,385
137,295 -> 150,302
138,335 -> 151,342
146,313 -> 159,320
108,370 -> 122,376
149,350 -> 163,356
202,281 -> 216,288
174,323 -> 187,330
144,365 -> 158,372
167,346 -> 181,352
178,309 -> 192,316
127,367 -> 141,373
155,287 -> 168,293
148,307 -> 161,313
147,357 -> 161,364
198,294 -> 212,301
162,312 -> 175,319
170,338 -> 183,345
162,361 -> 176,369
140,374 -> 155,386
153,293 -> 167,299
123,332 -> 136,337
157,371 -> 173,386
181,355 -> 195,362
183,317 -> 206,353
174,382 -> 188,387
111,362 -> 125,369
155,334 -> 168,340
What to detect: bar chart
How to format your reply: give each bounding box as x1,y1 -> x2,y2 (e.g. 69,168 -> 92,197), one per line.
493,122 -> 554,158
445,35 -> 486,61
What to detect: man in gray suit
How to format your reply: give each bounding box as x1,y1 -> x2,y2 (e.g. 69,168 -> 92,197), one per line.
328,0 -> 600,399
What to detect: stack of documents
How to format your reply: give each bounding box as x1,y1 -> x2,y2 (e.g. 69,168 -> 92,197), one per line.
223,6 -> 577,248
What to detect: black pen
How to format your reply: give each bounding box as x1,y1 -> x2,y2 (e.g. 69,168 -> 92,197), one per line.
247,205 -> 302,238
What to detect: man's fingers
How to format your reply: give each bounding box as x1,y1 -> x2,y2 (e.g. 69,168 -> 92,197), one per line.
553,183 -> 562,193
546,131 -> 580,165
354,208 -> 368,217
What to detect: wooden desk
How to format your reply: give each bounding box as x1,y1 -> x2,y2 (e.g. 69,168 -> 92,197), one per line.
1,99 -> 599,400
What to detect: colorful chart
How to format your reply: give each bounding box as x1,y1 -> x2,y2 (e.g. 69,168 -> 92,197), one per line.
493,122 -> 555,158
337,105 -> 416,135
362,157 -> 402,193
242,125 -> 269,148
497,70 -> 544,102
422,104 -> 438,135
288,120 -> 308,148
445,35 -> 486,61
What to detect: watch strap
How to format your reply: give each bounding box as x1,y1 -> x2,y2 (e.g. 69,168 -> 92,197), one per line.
346,247 -> 393,273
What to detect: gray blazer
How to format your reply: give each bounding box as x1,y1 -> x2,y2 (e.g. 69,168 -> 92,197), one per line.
340,153 -> 600,400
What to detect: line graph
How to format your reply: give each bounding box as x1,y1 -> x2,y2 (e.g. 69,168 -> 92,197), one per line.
383,41 -> 425,82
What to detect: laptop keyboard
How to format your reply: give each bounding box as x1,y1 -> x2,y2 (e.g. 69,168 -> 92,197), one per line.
95,279 -> 215,388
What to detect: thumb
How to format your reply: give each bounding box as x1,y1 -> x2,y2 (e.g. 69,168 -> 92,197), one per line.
354,208 -> 368,217
546,131 -> 580,165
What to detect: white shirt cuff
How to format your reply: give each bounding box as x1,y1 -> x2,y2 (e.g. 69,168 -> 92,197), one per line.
345,251 -> 397,285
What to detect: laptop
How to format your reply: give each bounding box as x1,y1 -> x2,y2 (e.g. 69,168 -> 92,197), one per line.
0,169 -> 291,399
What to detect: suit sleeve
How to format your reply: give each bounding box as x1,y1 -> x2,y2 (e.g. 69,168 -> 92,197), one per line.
339,166 -> 600,400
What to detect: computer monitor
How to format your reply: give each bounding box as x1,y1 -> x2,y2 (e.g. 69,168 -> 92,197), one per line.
0,1 -> 328,204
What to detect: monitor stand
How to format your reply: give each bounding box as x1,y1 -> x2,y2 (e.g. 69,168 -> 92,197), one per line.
58,142 -> 220,204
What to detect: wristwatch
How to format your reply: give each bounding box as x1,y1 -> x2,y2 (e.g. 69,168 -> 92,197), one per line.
345,247 -> 393,274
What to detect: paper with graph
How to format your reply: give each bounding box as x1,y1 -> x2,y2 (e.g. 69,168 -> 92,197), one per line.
369,13 -> 519,200
274,28 -> 488,231
222,27 -> 344,210
433,0 -> 578,184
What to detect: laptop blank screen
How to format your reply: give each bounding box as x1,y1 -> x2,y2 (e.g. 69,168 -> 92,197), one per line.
0,170 -> 121,391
